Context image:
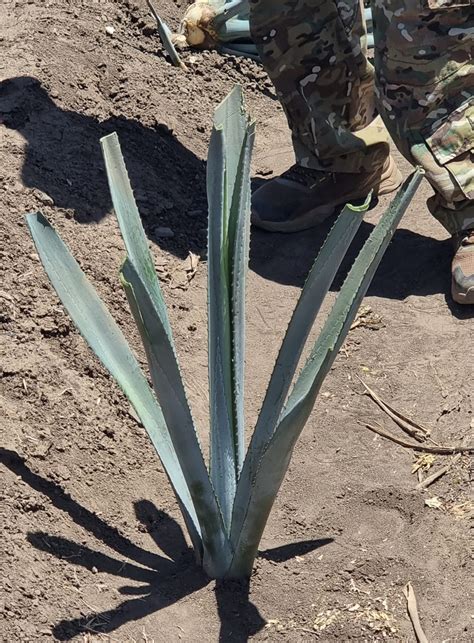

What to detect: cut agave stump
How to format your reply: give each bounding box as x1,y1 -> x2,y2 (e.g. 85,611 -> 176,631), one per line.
177,1 -> 374,58
26,86 -> 424,578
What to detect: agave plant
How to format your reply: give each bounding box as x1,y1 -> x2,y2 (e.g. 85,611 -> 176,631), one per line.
26,87 -> 422,578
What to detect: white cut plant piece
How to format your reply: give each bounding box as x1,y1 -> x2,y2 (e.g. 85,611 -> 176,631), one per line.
179,0 -> 257,56
26,86 -> 423,578
176,1 -> 373,58
146,0 -> 372,65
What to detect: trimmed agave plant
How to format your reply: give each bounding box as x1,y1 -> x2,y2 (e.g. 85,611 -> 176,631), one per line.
26,86 -> 422,578
175,1 -> 374,58
149,0 -> 374,66
179,0 -> 251,50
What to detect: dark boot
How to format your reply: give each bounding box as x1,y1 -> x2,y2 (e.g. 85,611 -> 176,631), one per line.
251,155 -> 402,233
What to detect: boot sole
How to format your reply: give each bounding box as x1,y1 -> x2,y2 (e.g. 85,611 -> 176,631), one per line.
252,161 -> 403,233
452,281 -> 474,305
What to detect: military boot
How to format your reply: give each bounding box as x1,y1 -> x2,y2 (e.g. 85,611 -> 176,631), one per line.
251,155 -> 402,233
452,229 -> 474,305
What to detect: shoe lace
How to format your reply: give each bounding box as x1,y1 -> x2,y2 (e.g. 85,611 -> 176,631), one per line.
281,164 -> 334,188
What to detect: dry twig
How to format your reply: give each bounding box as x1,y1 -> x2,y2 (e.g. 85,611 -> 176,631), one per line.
350,306 -> 384,331
357,377 -> 431,441
360,421 -> 474,455
403,582 -> 428,643
415,454 -> 461,490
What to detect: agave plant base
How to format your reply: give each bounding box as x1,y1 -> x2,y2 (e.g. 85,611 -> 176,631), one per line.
26,87 -> 423,580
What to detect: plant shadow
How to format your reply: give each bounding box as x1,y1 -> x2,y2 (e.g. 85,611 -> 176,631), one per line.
3,75 -> 472,317
249,199 -> 473,318
249,205 -> 449,300
1,449 -> 332,641
0,75 -> 208,259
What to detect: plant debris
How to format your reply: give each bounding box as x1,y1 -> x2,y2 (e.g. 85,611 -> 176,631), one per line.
350,305 -> 384,331
424,496 -> 443,509
412,453 -> 436,474
447,500 -> 474,520
403,582 -> 428,643
358,377 -> 431,442
311,604 -> 397,635
360,421 -> 474,454
415,454 -> 461,490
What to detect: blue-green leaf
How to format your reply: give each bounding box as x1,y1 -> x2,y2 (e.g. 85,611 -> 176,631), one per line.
213,86 -> 248,233
146,0 -> 188,70
220,45 -> 259,61
207,124 -> 235,530
282,171 -> 424,427
102,131 -> 232,572
213,0 -> 249,25
238,199 -> 369,496
26,211 -> 202,554
228,120 -> 255,471
100,132 -> 172,340
215,20 -> 254,42
229,170 -> 424,576
121,259 -> 232,576
207,86 -> 253,528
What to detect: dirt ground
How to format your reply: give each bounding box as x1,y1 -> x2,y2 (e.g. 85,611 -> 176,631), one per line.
1,1 -> 472,641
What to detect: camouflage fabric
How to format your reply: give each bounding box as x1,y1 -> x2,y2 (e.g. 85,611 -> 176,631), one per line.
249,0 -> 474,234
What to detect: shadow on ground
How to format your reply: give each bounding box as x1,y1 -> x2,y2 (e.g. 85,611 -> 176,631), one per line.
0,75 -> 208,259
2,75 -> 470,316
1,449 -> 333,641
250,212 -> 451,298
250,214 -> 473,317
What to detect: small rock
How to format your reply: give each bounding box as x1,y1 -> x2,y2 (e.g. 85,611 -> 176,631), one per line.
55,464 -> 70,481
31,441 -> 52,460
105,25 -> 115,35
154,226 -> 174,238
425,496 -> 443,509
32,189 -> 54,206
91,566 -> 98,574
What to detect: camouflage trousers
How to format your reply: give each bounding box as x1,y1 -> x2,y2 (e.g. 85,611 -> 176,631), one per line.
249,0 -> 474,234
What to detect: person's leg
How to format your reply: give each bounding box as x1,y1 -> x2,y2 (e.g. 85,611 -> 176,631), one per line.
249,0 -> 402,231
250,0 -> 382,172
372,0 -> 474,303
